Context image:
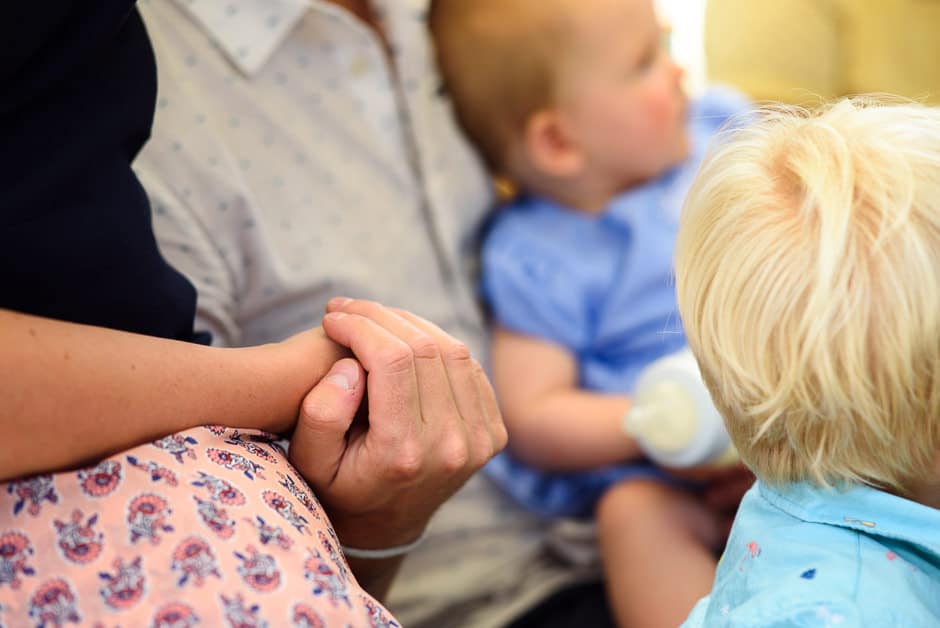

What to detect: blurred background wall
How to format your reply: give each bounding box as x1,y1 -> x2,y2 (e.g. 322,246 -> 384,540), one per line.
656,0 -> 708,96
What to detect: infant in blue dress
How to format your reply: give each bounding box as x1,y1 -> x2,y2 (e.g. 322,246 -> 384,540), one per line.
431,0 -> 752,624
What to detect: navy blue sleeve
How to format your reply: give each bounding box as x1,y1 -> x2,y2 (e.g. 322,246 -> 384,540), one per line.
0,2 -> 204,342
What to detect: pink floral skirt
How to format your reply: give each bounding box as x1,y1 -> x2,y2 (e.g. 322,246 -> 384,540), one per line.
0,426 -> 398,627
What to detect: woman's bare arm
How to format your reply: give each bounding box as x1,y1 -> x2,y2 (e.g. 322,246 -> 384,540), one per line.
0,308 -> 344,480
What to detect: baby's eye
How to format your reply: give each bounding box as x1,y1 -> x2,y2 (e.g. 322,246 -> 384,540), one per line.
634,48 -> 658,74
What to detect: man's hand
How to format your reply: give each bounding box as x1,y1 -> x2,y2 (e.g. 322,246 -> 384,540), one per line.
288,298 -> 507,552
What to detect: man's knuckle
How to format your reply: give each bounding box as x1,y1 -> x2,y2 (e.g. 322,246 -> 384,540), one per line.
492,423 -> 509,453
378,343 -> 415,373
441,341 -> 472,362
466,436 -> 490,468
390,447 -> 423,479
439,438 -> 471,473
410,335 -> 441,361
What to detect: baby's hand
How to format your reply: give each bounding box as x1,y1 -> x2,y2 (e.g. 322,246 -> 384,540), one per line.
664,462 -> 753,502
661,462 -> 753,540
661,461 -> 735,483
700,463 -> 754,513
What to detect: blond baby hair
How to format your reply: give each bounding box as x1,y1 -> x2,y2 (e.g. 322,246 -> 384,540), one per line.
429,0 -> 576,172
675,97 -> 940,496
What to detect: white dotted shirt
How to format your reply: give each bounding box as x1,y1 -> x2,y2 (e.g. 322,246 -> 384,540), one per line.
135,2 -> 591,626
135,0 -> 493,359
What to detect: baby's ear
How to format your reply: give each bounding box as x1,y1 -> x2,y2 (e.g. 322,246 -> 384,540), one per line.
523,109 -> 586,178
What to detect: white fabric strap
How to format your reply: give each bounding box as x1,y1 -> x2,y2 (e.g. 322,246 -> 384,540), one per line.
341,529 -> 429,560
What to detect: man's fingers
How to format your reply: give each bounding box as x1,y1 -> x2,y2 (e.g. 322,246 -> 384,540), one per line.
327,299 -> 436,349
289,358 -> 365,489
388,305 -> 503,464
321,311 -> 427,449
301,300 -> 507,549
474,359 -> 508,454
325,300 -> 462,431
390,305 -> 506,458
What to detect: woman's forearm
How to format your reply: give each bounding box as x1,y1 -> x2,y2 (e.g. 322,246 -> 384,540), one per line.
0,309 -> 343,480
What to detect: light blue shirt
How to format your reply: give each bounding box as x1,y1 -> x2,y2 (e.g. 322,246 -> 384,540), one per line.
683,481 -> 940,627
481,89 -> 751,518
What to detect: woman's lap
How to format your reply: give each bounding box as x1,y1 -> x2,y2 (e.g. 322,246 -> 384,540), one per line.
0,426 -> 396,627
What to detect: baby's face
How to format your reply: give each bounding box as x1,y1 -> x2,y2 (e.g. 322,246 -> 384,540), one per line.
557,0 -> 690,190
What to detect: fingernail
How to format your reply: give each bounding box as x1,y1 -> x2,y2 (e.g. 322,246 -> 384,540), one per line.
324,312 -> 347,322
329,297 -> 353,308
325,360 -> 359,391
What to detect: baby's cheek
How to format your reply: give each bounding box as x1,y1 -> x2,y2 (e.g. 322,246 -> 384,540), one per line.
641,94 -> 689,162
632,108 -> 673,153
646,91 -> 681,130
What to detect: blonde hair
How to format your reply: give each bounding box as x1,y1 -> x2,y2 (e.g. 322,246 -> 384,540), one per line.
675,97 -> 940,495
429,0 -> 574,172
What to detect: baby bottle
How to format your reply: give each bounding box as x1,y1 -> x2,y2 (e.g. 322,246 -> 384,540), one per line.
623,348 -> 737,468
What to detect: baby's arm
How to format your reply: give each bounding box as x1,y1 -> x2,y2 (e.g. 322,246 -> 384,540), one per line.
492,326 -> 643,470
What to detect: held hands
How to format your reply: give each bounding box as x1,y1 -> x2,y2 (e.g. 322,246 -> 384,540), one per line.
289,298 -> 507,551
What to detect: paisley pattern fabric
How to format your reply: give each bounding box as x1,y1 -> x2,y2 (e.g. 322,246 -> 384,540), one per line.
0,427 -> 398,627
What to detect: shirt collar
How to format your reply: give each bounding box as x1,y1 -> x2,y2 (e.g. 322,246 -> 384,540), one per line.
169,0 -> 314,76
759,481 -> 940,558
604,181 -> 665,230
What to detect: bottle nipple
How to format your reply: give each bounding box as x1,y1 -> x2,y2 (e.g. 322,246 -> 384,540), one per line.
622,348 -> 737,468
624,381 -> 699,453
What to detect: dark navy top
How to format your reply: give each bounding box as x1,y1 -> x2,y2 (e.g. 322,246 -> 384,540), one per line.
0,2 -> 202,341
